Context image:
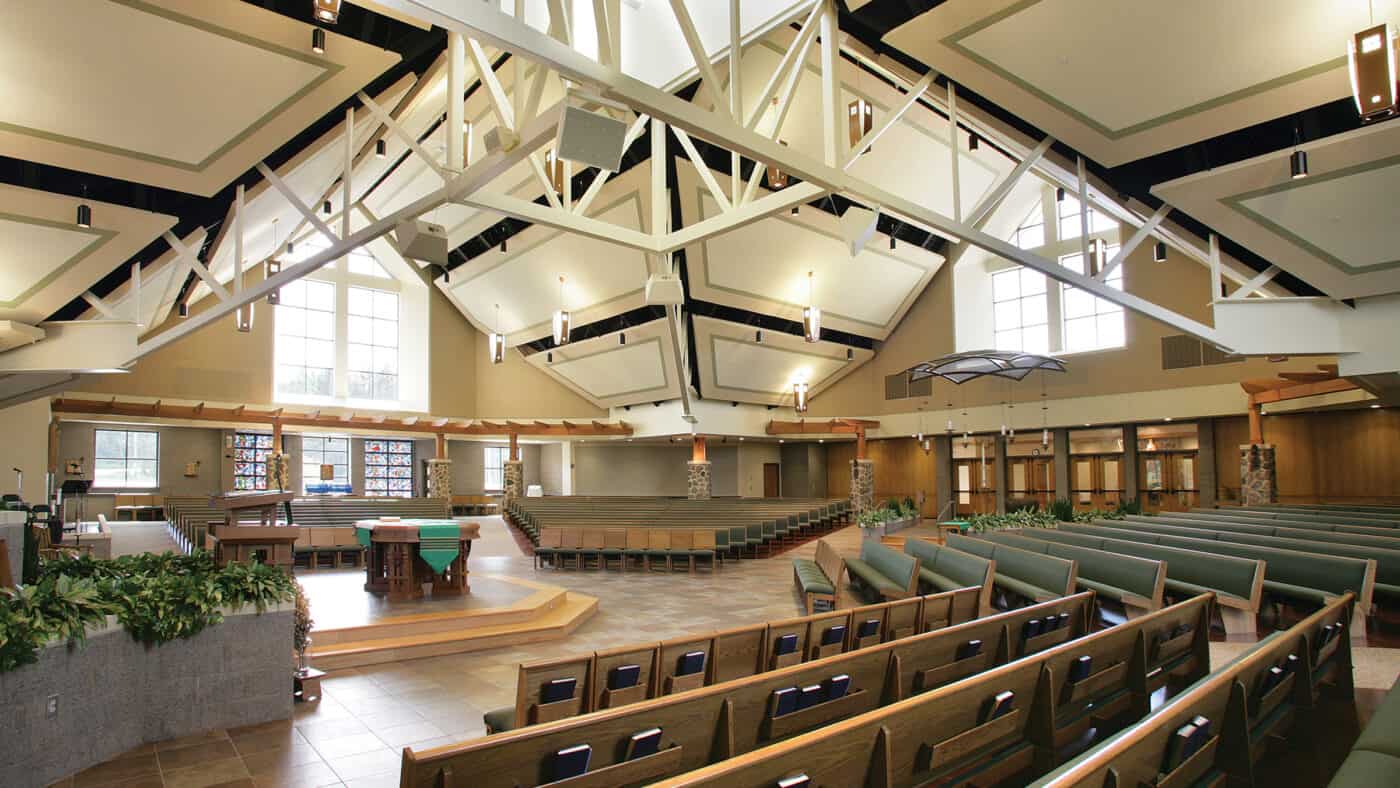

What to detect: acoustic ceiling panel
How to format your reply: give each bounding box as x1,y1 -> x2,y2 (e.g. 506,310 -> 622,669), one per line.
691,315 -> 873,407
522,317 -> 681,408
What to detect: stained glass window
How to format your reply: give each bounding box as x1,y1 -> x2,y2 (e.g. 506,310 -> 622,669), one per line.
364,439 -> 414,497
233,432 -> 276,491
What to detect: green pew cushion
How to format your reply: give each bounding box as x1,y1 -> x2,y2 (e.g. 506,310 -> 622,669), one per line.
994,573 -> 1057,602
1354,684 -> 1400,758
1263,580 -> 1332,606
1075,577 -> 1129,601
483,706 -> 516,733
918,567 -> 966,593
845,558 -> 905,595
1327,749 -> 1400,787
859,541 -> 918,590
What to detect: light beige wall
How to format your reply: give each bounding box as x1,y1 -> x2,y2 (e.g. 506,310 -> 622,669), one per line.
473,333 -> 609,419
810,238 -> 1330,417
428,287 -> 477,417
736,443 -> 781,498
0,399 -> 51,504
573,444 -> 739,496
56,421 -> 225,519
538,442 -> 564,495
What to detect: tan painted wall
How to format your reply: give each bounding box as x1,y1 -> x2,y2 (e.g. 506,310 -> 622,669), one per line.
736,443 -> 782,498
572,444 -> 739,497
810,238 -> 1330,417
0,398 -> 51,504
472,332 -> 608,419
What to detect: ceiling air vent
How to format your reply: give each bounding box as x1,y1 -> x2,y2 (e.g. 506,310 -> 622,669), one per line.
1161,334 -> 1203,370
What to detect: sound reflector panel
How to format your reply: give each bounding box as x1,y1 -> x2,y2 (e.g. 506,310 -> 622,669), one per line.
838,206 -> 881,257
555,105 -> 628,172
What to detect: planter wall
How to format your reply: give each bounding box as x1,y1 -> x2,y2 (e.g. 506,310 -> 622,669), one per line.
0,603 -> 294,788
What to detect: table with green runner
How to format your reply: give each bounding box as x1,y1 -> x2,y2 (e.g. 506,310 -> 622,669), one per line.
355,518 -> 482,601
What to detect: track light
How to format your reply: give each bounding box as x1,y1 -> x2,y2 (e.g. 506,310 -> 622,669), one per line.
322,200 -> 332,215
968,133 -> 980,151
375,139 -> 386,158
177,301 -> 189,319
793,381 -> 809,414
1153,241 -> 1167,263
846,347 -> 854,361
791,205 -> 799,215
311,27 -> 326,54
499,238 -> 507,253
1055,186 -> 1066,203
755,330 -> 763,344
546,351 -> 553,363
889,234 -> 896,250
76,203 -> 91,229
313,0 -> 341,24
1289,149 -> 1308,179
619,332 -> 626,346
286,241 -> 294,255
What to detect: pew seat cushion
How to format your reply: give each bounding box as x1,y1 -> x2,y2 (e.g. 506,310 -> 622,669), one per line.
1353,682 -> 1400,759
844,558 -> 906,596
483,706 -> 516,734
918,567 -> 966,594
1329,749 -> 1400,787
995,573 -> 1057,602
1372,582 -> 1400,602
792,558 -> 835,595
1263,580 -> 1332,606
1076,577 -> 1130,601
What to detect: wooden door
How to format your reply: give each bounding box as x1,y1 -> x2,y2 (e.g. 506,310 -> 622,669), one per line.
763,463 -> 781,498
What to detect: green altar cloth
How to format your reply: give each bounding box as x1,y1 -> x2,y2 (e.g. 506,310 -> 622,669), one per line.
356,526 -> 372,547
417,521 -> 461,574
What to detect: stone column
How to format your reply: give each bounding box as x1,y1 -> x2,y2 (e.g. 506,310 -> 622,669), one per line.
850,458 -> 874,514
503,460 -> 525,502
1198,419 -> 1218,508
426,458 -> 453,500
687,461 -> 713,500
1052,429 -> 1070,503
1239,444 -> 1277,506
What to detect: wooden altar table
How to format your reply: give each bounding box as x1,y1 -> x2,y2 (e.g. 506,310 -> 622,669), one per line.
357,518 -> 481,601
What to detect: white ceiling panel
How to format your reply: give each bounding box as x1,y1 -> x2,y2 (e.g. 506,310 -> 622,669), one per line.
886,0 -> 1399,166
692,315 -> 873,406
1154,120 -> 1400,299
437,164 -> 658,344
0,0 -> 399,195
0,184 -> 176,324
523,318 -> 681,408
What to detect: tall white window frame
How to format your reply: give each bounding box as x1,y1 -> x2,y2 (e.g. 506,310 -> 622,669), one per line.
302,434 -> 351,495
484,446 -> 509,491
93,429 -> 159,489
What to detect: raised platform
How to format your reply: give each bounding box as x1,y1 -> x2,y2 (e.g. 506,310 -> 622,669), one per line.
303,572 -> 598,670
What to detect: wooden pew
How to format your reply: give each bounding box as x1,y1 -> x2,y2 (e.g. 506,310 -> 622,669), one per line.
1030,593 -> 1356,788
402,594 -> 1102,787
640,595 -> 1212,788
975,531 -> 1167,619
948,533 -> 1078,605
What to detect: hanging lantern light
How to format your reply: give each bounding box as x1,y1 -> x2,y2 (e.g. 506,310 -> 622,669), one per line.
1348,22 -> 1398,122
489,303 -> 506,364
766,140 -> 790,189
235,302 -> 254,333
313,0 -> 341,24
848,98 -> 873,151
266,219 -> 282,305
793,381 -> 809,414
544,149 -> 565,194
802,270 -> 821,343
1087,238 -> 1108,277
552,275 -> 571,346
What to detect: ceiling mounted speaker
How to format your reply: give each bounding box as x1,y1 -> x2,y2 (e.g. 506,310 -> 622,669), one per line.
838,205 -> 881,257
394,219 -> 449,266
555,104 -> 628,172
483,126 -> 519,154
645,274 -> 684,305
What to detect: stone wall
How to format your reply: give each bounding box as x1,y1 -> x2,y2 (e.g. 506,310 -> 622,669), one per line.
265,452 -> 291,492
851,458 -> 875,514
1239,443 -> 1278,506
687,460 -> 712,500
503,460 -> 524,502
426,458 -> 453,499
0,604 -> 293,788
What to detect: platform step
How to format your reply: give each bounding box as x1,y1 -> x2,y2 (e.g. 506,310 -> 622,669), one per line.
310,592 -> 599,670
309,587 -> 567,646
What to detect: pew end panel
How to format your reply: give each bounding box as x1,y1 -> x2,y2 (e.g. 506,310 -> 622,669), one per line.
882,596 -> 922,642
711,623 -> 767,684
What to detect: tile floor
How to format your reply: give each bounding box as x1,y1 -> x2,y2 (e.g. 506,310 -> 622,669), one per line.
60,516 -> 1400,787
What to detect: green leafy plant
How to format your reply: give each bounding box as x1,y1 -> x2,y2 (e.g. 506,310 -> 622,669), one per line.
1070,507 -> 1128,523
1116,499 -> 1143,516
293,580 -> 313,657
884,498 -> 902,514
858,509 -> 893,528
0,550 -> 294,672
899,498 -> 918,518
1049,498 -> 1075,523
966,509 -> 1058,532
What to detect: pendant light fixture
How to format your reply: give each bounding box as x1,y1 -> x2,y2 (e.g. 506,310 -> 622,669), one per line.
489,303 -> 506,364
311,27 -> 326,54
313,0 -> 341,24
793,380 -> 809,414
235,302 -> 254,333
1348,3 -> 1398,122
322,199 -> 333,215
802,270 -> 821,343
76,184 -> 91,228
266,218 -> 282,305
552,275 -> 571,346
1153,240 -> 1167,262
178,301 -> 189,319
1087,238 -> 1108,277
766,139 -> 790,189
1055,186 -> 1066,203
375,139 -> 387,158
848,98 -> 872,151
544,149 -> 565,194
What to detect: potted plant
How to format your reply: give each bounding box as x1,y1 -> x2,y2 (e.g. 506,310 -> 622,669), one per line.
857,509 -> 890,540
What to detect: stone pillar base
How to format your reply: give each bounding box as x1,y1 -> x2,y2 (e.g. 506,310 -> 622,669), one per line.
851,459 -> 875,515
265,452 -> 290,492
427,458 -> 453,500
687,461 -> 712,500
503,460 -> 524,502
1239,444 -> 1277,506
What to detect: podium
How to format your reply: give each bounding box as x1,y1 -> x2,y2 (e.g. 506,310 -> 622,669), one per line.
206,491 -> 299,573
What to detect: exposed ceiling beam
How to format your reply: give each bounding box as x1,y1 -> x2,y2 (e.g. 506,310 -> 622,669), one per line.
766,418 -> 879,435
1247,378 -> 1358,405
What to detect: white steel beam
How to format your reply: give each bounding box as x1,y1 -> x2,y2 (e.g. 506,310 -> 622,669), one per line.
745,0 -> 822,130
845,70 -> 935,169
448,32 -> 468,169
130,262 -> 141,325
527,153 -> 566,210
661,182 -> 823,253
729,0 -> 741,206
947,82 -> 961,223
342,106 -> 353,263
651,118 -> 666,237
741,22 -> 816,204
467,37 -> 516,132
139,103 -> 564,357
673,128 -> 732,212
669,0 -> 728,116
375,0 -> 1223,343
1227,264 -> 1280,300
967,135 -> 1053,228
1098,203 -> 1169,282
233,184 -> 244,295
1076,156 -> 1089,262
81,291 -> 120,320
254,162 -> 340,244
456,191 -> 659,253
1209,233 -> 1223,303
591,0 -> 613,66
164,231 -> 230,303
357,90 -> 450,178
818,0 -> 840,166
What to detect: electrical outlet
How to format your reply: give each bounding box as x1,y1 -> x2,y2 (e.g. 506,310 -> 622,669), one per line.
46,694 -> 58,717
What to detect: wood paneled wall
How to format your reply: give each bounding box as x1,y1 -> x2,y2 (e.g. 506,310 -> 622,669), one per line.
825,437 -> 942,515
1213,407 -> 1400,505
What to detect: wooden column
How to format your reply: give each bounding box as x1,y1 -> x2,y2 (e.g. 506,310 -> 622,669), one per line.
691,435 -> 707,462
435,433 -> 447,459
1247,402 -> 1263,444
856,428 -> 867,459
271,419 -> 283,447
509,432 -> 519,462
